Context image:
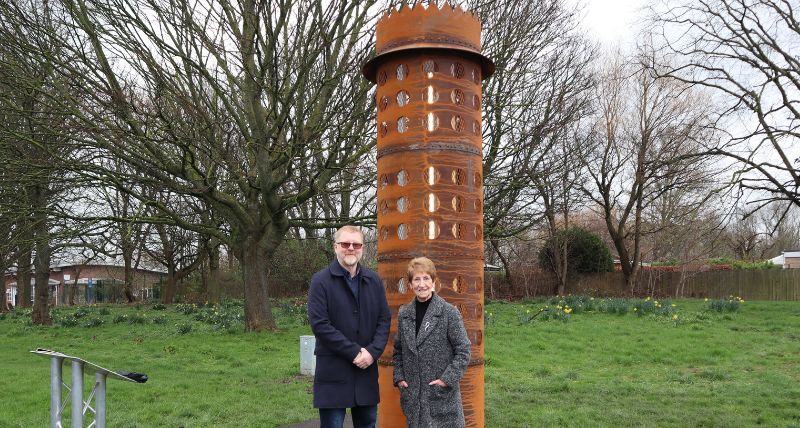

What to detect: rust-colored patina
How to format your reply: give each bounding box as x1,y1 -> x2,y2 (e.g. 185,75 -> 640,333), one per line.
363,4 -> 493,427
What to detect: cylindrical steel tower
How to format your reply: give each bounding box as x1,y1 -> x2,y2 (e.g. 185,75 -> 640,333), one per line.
362,4 -> 494,427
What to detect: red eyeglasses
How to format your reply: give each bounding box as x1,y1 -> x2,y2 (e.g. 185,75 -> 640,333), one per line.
337,242 -> 363,250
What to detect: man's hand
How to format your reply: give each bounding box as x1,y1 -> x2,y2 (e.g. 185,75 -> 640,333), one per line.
397,380 -> 409,388
352,347 -> 374,369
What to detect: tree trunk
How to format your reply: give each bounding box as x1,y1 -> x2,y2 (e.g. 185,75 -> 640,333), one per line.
32,202 -> 51,325
0,259 -> 8,312
32,261 -> 51,325
556,240 -> 568,297
207,244 -> 221,304
123,256 -> 135,303
68,268 -> 80,306
17,245 -> 32,308
620,259 -> 640,296
161,264 -> 177,304
240,235 -> 276,331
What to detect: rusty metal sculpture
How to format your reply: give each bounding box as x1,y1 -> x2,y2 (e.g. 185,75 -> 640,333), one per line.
362,3 -> 494,427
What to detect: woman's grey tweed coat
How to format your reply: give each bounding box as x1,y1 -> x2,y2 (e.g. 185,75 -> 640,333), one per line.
393,293 -> 471,428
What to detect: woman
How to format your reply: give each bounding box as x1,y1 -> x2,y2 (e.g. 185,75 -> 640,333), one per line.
393,257 -> 471,428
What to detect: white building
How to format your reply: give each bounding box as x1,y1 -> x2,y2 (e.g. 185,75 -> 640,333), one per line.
783,250 -> 800,269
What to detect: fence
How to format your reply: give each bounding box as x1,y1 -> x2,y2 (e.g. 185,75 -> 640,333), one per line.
496,269 -> 800,301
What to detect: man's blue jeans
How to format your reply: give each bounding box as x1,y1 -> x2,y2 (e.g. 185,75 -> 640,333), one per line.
319,405 -> 377,428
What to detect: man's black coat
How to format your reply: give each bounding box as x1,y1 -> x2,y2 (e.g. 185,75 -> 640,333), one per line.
308,261 -> 391,408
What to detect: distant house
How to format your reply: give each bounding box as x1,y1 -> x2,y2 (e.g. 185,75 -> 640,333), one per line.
783,250 -> 800,269
4,262 -> 164,307
484,263 -> 503,272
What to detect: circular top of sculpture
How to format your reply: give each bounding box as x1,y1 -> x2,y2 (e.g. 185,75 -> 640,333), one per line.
362,3 -> 495,83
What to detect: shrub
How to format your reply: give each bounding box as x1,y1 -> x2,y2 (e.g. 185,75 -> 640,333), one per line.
98,307 -> 111,316
152,315 -> 168,325
537,306 -> 571,322
632,297 -> 676,317
176,323 -> 192,334
84,318 -> 104,328
192,304 -> 244,330
13,308 -> 32,318
278,300 -> 309,325
113,314 -> 128,324
485,310 -> 495,327
73,307 -> 89,318
127,313 -> 147,324
175,303 -> 196,315
706,296 -> 743,312
707,258 -> 776,270
57,316 -> 79,327
152,303 -> 167,311
599,298 -> 630,315
516,305 -> 572,323
538,227 -> 614,275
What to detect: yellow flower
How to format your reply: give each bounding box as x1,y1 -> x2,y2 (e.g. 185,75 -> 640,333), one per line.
672,314 -> 678,320
556,305 -> 562,309
704,298 -> 709,302
633,308 -> 638,311
645,296 -> 651,301
671,304 -> 676,307
526,309 -> 530,314
564,308 -> 573,314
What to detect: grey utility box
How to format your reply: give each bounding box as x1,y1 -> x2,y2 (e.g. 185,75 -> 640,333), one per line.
300,335 -> 316,376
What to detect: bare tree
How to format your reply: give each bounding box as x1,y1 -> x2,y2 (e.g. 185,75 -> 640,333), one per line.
532,123 -> 593,295
584,50 -> 719,291
97,173 -> 153,303
0,0 -> 88,323
136,191 -> 209,303
652,0 -> 800,216
4,0 -> 381,330
465,0 -> 596,284
721,202 -> 799,261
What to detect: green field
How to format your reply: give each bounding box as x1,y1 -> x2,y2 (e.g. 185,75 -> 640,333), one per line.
1,298 -> 798,427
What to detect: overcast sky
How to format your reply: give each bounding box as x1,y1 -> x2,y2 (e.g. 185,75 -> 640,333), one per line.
578,0 -> 648,47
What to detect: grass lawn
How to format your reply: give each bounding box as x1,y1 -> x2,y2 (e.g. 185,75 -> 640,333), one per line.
0,298 -> 799,427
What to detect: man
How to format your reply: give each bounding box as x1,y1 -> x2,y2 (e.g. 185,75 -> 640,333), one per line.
308,225 -> 391,428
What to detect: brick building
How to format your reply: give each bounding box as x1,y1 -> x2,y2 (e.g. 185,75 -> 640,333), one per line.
4,262 -> 164,307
